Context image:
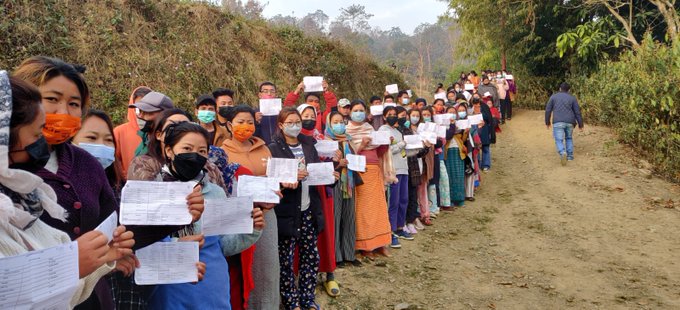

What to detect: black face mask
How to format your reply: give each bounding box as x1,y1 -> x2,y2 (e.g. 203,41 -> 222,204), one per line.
169,152 -> 207,181
218,106 -> 233,119
140,119 -> 154,133
301,119 -> 316,130
386,116 -> 398,126
9,136 -> 50,172
397,117 -> 407,127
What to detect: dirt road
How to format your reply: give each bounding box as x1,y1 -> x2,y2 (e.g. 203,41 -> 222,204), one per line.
317,109 -> 680,309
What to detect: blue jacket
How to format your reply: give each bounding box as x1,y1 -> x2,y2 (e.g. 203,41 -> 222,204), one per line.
545,91 -> 583,128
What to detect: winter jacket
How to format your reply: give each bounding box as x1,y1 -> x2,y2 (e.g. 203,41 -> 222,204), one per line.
478,83 -> 500,108
284,90 -> 338,132
545,91 -> 583,128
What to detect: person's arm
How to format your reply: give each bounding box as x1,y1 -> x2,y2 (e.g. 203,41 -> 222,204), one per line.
573,98 -> 584,129
283,91 -> 299,107
219,230 -> 262,257
445,123 -> 457,141
545,97 -> 554,126
381,127 -> 405,155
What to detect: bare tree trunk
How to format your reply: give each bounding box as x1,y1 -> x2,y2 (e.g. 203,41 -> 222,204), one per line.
649,0 -> 679,43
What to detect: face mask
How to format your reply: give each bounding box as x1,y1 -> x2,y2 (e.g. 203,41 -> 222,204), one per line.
169,152 -> 207,181
397,117 -> 407,127
458,111 -> 467,119
331,123 -> 346,134
231,123 -> 255,142
404,120 -> 411,128
386,116 -> 398,126
136,117 -> 146,130
423,116 -> 432,123
410,116 -> 420,124
138,117 -> 153,133
350,111 -> 365,123
219,106 -> 233,119
401,98 -> 410,105
197,110 -> 216,124
9,136 -> 50,171
78,143 -> 115,169
282,124 -> 302,137
43,113 -> 81,145
455,88 -> 461,92
467,108 -> 474,115
301,119 -> 316,130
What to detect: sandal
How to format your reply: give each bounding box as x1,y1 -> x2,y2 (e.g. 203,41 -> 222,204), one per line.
307,303 -> 321,310
422,217 -> 433,226
324,280 -> 340,297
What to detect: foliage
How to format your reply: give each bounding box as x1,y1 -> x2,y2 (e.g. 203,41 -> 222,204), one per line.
0,0 -> 406,124
569,36 -> 680,182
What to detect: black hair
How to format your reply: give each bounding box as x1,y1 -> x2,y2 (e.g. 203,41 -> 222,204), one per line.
81,110 -> 123,191
455,93 -> 466,101
304,93 -> 320,101
162,122 -> 210,160
147,108 -> 194,163
397,90 -> 409,98
133,87 -> 153,101
369,95 -> 382,103
227,104 -> 256,122
384,94 -> 394,101
471,97 -> 482,105
395,106 -> 407,115
259,81 -> 276,92
195,94 -> 216,107
9,76 -> 42,151
382,106 -> 397,117
212,88 -> 234,99
72,63 -> 87,74
433,98 -> 445,106
560,82 -> 570,92
470,70 -> 477,76
415,98 -> 427,105
349,99 -> 366,111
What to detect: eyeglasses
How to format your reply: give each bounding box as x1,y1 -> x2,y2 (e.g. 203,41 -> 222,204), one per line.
283,121 -> 302,126
260,89 -> 276,95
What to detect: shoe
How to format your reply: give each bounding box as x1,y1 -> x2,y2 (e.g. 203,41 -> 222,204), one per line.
336,261 -> 346,269
430,213 -> 438,219
349,259 -> 363,267
482,168 -> 490,173
422,217 -> 433,226
507,117 -> 511,121
414,218 -> 425,230
466,197 -> 476,201
324,280 -> 340,297
441,206 -> 454,212
560,153 -> 567,166
390,235 -> 402,248
567,155 -> 574,161
396,229 -> 415,240
406,224 -> 418,234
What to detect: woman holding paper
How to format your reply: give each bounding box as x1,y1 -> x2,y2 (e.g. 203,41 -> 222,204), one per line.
345,100 -> 392,258
0,71 -> 135,308
406,108 -> 432,228
421,107 -> 444,218
444,103 -> 471,208
269,107 -> 334,310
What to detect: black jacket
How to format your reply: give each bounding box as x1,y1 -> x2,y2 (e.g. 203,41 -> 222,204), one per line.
479,103 -> 493,146
268,134 -> 325,238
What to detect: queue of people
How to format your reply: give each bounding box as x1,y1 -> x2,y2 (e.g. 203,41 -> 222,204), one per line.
0,57 -> 514,310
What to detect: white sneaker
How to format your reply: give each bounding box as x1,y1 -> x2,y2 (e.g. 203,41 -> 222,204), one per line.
406,224 -> 418,234
414,218 -> 425,230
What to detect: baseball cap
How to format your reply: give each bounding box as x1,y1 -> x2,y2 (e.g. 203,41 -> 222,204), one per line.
338,98 -> 351,108
131,91 -> 174,112
195,94 -> 216,107
483,92 -> 492,98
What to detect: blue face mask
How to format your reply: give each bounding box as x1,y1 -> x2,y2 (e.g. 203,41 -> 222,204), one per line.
404,120 -> 411,128
410,116 -> 420,124
351,111 -> 366,122
197,110 -> 216,124
401,98 -> 410,105
78,143 -> 115,168
424,117 -> 432,123
458,111 -> 467,119
331,123 -> 346,135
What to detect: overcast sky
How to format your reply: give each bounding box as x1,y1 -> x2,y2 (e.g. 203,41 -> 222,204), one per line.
261,0 -> 449,35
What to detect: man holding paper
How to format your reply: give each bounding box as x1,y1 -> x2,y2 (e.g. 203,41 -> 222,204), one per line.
284,77 -> 338,132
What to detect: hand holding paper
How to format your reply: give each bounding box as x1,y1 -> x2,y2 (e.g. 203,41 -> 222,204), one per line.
236,175 -> 281,204
314,140 -> 338,157
266,158 -> 299,183
346,154 -> 366,172
305,162 -> 336,186
370,130 -> 391,145
404,135 -> 423,149
303,76 -> 324,92
202,197 -> 254,236
135,241 -> 200,285
259,98 -> 282,116
385,84 -> 399,94
120,181 -> 195,226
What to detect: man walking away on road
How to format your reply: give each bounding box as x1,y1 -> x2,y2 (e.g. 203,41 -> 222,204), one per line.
545,82 -> 584,166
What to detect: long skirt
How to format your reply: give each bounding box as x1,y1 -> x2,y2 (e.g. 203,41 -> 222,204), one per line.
417,181 -> 430,219
354,164 -> 391,251
315,186 -> 336,273
438,159 -> 451,207
333,185 -> 356,262
445,148 -> 466,206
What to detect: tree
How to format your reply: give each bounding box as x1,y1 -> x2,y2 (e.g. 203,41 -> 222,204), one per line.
269,14 -> 298,27
299,10 -> 329,35
336,4 -> 374,33
221,0 -> 265,19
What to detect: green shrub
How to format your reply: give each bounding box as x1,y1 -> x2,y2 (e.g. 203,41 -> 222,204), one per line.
569,36 -> 680,182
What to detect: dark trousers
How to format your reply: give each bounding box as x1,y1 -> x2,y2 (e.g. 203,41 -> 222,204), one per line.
501,97 -> 512,121
406,178 -> 419,223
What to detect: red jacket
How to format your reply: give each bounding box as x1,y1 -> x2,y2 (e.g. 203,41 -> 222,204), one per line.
284,91 -> 338,132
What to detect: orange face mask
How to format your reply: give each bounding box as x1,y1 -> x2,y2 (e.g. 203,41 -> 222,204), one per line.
43,113 -> 82,145
231,123 -> 255,142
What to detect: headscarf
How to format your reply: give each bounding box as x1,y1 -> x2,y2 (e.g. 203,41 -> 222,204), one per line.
297,103 -> 324,140
325,113 -> 354,198
0,70 -> 67,230
345,122 -> 377,151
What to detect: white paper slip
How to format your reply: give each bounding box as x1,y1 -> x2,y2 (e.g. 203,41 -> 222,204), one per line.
420,131 -> 437,145
434,92 -> 447,100
95,211 -> 118,242
404,135 -> 423,149
464,83 -> 475,90
370,130 -> 391,145
370,105 -> 384,116
417,122 -> 437,133
455,119 -> 471,130
135,241 -> 199,285
436,125 -> 448,138
202,197 -> 254,236
434,114 -> 452,125
0,241 -> 79,310
266,158 -> 299,183
314,140 -> 339,157
468,114 -> 484,125
120,181 -> 194,226
505,74 -> 514,80
303,76 -> 324,92
383,102 -> 397,107
236,175 -> 281,204
406,90 -> 412,97
305,162 -> 336,186
259,98 -> 282,116
385,84 -> 399,94
346,154 -> 366,172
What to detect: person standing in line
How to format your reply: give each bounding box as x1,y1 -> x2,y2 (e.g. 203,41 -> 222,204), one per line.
545,82 -> 584,166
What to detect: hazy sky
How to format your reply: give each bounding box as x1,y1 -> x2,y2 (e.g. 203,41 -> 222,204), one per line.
261,0 -> 449,35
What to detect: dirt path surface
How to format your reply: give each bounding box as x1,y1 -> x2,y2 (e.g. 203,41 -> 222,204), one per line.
317,109 -> 680,310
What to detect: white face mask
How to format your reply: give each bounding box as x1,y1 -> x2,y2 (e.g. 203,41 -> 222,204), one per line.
78,143 -> 115,168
